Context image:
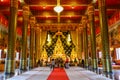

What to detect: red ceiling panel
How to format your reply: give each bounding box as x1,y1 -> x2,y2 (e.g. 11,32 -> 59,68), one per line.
0,0 -> 120,33
0,0 -> 20,6
94,10 -> 116,17
2,10 -> 23,16
36,16 -> 57,19
96,0 -> 120,6
30,5 -> 87,11
30,5 -> 54,11
0,0 -> 10,6
106,0 -> 120,5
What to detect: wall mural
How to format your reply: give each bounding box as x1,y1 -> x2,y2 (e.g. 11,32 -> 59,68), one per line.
0,28 -> 8,48
43,31 -> 75,57
96,35 -> 101,50
111,25 -> 120,45
96,25 -> 120,51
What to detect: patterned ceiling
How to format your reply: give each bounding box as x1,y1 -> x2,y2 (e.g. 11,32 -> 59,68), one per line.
0,0 -> 120,31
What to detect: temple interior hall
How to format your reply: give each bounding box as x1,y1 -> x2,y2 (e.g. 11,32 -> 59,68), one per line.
0,0 -> 120,80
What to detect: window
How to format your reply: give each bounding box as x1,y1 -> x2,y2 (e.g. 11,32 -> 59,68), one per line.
99,51 -> 102,58
116,48 -> 120,60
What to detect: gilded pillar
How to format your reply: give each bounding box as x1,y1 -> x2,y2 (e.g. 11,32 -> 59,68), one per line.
98,0 -> 113,78
79,28 -> 83,59
88,4 -> 98,72
35,26 -> 40,63
40,29 -> 42,59
4,0 -> 18,78
20,5 -> 29,72
76,28 -> 79,59
82,16 -> 89,69
29,16 -> 36,69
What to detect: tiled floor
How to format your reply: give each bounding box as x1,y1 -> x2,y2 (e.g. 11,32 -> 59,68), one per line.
113,70 -> 120,80
65,67 -> 111,80
6,67 -> 112,80
7,67 -> 51,80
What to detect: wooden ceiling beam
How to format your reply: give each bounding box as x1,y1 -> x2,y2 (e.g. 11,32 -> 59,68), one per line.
29,4 -> 88,7
95,5 -> 120,9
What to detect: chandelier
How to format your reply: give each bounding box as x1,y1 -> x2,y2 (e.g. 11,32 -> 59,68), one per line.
54,5 -> 63,13
54,0 -> 64,13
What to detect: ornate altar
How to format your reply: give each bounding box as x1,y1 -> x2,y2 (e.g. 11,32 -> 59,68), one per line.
51,36 -> 66,61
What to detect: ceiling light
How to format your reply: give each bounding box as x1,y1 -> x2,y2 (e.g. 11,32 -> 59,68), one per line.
47,34 -> 51,42
72,6 -> 74,9
92,0 -> 97,3
54,5 -> 64,13
19,0 -> 24,3
67,34 -> 71,42
43,6 -> 46,9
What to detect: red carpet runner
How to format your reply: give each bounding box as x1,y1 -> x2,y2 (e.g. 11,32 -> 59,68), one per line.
47,68 -> 69,80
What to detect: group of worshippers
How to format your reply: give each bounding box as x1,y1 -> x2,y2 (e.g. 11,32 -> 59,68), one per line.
50,58 -> 69,70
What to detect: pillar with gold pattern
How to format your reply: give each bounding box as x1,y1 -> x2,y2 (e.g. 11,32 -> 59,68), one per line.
76,28 -> 79,59
29,16 -> 36,69
79,27 -> 83,60
88,4 -> 98,73
20,5 -> 29,72
35,26 -> 40,64
39,29 -> 42,60
4,0 -> 18,78
77,27 -> 82,60
98,0 -> 113,78
82,16 -> 89,69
